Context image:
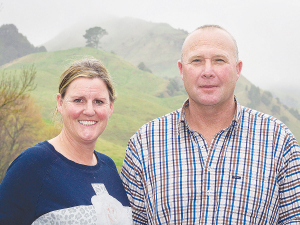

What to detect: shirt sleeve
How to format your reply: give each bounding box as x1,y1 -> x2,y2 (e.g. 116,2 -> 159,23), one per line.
278,135 -> 300,224
120,132 -> 148,225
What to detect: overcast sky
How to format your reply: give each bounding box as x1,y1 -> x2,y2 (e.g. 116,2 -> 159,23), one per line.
1,0 -> 299,92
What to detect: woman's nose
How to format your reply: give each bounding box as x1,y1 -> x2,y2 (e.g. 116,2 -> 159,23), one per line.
83,101 -> 96,116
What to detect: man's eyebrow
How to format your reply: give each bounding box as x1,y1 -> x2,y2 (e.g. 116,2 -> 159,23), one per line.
212,54 -> 228,58
189,54 -> 204,59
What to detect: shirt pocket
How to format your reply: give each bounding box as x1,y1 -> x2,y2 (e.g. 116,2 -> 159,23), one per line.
217,170 -> 276,223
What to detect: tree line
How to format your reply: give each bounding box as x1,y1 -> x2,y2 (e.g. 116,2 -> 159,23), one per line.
247,84 -> 300,124
0,66 -> 60,181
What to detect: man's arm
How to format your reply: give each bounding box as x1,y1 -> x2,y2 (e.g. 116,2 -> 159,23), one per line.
278,136 -> 300,224
120,135 -> 148,224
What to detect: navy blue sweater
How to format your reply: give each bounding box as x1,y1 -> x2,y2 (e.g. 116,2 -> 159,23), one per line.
0,141 -> 130,224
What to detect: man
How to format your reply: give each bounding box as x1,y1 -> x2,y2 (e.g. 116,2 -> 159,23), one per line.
120,25 -> 300,224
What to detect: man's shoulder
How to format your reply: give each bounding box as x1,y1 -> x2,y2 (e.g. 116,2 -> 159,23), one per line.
141,108 -> 182,129
240,105 -> 293,135
129,108 -> 182,139
241,105 -> 283,122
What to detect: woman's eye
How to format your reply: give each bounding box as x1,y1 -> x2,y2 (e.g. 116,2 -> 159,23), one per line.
74,99 -> 83,103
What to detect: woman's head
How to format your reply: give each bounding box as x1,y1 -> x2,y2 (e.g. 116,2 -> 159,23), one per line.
55,58 -> 115,144
59,58 -> 116,102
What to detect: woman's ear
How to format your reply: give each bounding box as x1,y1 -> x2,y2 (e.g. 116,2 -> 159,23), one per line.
56,93 -> 63,113
109,101 -> 114,118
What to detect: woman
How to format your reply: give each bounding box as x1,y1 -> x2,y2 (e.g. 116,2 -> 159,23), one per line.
0,58 -> 132,225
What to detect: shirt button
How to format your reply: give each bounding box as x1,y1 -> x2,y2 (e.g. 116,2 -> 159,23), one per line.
208,166 -> 211,171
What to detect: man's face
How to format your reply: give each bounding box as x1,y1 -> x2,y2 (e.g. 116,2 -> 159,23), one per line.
178,28 -> 242,109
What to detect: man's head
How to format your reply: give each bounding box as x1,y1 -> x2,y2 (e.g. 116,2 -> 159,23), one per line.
181,25 -> 239,62
178,25 -> 242,109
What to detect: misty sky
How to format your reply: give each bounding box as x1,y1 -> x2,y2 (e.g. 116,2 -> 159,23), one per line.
1,0 -> 300,92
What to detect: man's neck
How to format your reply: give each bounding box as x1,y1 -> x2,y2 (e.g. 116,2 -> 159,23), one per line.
185,98 -> 236,146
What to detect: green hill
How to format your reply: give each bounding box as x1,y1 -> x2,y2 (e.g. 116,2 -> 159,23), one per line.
270,87 -> 300,110
0,47 -> 187,169
1,47 -> 300,170
44,16 -> 300,118
234,75 -> 300,137
44,17 -> 187,78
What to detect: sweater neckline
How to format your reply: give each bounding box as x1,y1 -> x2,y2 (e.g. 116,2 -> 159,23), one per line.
42,140 -> 101,172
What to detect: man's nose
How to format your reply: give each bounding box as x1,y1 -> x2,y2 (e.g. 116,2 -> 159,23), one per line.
202,60 -> 214,78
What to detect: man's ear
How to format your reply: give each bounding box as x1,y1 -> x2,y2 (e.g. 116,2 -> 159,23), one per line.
178,60 -> 184,80
236,60 -> 243,80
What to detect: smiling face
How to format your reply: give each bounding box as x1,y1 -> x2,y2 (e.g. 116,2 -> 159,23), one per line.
57,77 -> 114,145
178,28 -> 242,109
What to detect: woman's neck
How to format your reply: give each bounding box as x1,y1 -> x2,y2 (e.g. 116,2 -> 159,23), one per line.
48,132 -> 97,166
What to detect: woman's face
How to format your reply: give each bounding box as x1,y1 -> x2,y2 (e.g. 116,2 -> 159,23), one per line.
57,77 -> 114,145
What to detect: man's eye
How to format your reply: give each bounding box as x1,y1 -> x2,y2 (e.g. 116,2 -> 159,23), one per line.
191,59 -> 202,64
95,100 -> 103,104
215,59 -> 225,62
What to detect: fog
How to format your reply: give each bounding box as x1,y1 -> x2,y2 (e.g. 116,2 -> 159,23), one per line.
1,0 -> 300,93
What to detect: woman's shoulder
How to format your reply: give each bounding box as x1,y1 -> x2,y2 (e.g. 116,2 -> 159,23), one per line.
0,141 -> 59,223
94,151 -> 118,172
20,141 -> 54,156
2,141 -> 60,184
9,141 -> 57,169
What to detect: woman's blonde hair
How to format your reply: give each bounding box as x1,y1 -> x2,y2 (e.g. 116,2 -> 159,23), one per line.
58,58 -> 116,102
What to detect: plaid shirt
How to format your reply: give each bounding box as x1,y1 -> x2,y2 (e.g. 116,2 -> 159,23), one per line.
120,99 -> 300,224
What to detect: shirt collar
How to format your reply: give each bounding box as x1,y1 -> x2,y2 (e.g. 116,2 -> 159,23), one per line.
232,96 -> 241,131
178,98 -> 189,132
178,96 -> 241,132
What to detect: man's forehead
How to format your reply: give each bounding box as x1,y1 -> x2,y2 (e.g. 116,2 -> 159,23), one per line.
182,28 -> 236,56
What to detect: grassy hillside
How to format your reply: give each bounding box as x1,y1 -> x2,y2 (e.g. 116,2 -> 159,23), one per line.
99,18 -> 187,78
44,17 -> 187,79
1,47 -> 300,170
0,47 -> 187,170
234,75 -> 300,138
44,17 -> 300,113
270,87 -> 300,110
